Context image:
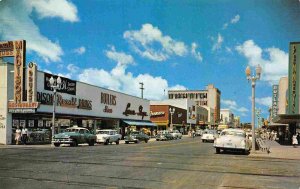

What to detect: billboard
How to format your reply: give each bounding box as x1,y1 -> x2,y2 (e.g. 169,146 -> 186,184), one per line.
272,85 -> 279,118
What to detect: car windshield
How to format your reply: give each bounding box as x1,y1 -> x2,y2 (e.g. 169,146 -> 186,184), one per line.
66,128 -> 79,133
221,130 -> 245,137
97,131 -> 109,134
205,130 -> 215,134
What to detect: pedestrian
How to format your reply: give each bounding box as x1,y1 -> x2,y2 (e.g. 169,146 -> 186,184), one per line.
15,126 -> 21,145
192,130 -> 195,138
292,134 -> 298,148
21,126 -> 28,145
297,133 -> 300,145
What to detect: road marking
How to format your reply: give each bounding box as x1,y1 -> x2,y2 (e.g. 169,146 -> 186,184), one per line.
144,141 -> 199,149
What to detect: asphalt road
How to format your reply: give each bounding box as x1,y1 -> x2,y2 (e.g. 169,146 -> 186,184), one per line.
0,137 -> 299,189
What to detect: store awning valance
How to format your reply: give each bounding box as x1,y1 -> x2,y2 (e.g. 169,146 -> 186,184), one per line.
123,120 -> 157,127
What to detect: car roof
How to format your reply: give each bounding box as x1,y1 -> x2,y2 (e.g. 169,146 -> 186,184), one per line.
96,129 -> 117,131
222,128 -> 245,132
67,126 -> 87,130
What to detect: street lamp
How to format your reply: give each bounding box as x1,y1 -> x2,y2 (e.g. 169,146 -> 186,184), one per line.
246,64 -> 262,153
169,107 -> 175,131
49,76 -> 62,138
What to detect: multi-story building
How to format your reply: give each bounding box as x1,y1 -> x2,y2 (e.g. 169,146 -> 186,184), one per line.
168,84 -> 221,125
220,109 -> 234,127
278,77 -> 288,115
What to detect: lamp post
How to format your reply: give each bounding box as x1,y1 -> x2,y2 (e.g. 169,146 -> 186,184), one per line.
255,108 -> 261,128
246,64 -> 262,153
49,76 -> 62,138
169,107 -> 175,131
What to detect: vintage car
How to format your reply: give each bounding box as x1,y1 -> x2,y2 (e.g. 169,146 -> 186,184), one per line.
213,128 -> 251,154
52,126 -> 96,147
201,130 -> 218,143
156,133 -> 174,141
124,131 -> 150,144
96,129 -> 122,145
169,130 -> 182,139
195,129 -> 203,136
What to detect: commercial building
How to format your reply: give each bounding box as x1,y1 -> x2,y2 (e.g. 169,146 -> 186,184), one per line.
220,109 -> 234,128
168,84 -> 221,125
0,40 -> 154,145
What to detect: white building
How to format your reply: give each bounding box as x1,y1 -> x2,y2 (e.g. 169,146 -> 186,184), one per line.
220,109 -> 234,127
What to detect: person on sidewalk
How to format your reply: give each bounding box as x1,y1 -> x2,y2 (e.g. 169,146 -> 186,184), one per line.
297,133 -> 300,146
292,134 -> 298,148
15,126 -> 21,145
21,127 -> 28,145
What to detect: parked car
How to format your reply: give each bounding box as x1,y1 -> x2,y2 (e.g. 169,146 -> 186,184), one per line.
201,130 -> 218,143
96,129 -> 122,145
214,128 -> 251,154
170,130 -> 182,139
156,133 -> 174,141
124,131 -> 150,144
195,129 -> 203,136
52,126 -> 96,147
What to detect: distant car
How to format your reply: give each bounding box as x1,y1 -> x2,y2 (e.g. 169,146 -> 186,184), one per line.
169,130 -> 182,139
201,130 -> 218,143
96,129 -> 122,145
124,131 -> 150,144
195,129 -> 203,136
156,133 -> 174,141
214,128 -> 250,154
52,126 -> 96,147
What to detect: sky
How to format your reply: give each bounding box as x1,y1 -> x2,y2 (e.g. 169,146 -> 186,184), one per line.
1,0 -> 300,123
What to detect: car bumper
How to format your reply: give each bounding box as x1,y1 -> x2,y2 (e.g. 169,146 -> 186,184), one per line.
52,138 -> 73,144
214,144 -> 248,151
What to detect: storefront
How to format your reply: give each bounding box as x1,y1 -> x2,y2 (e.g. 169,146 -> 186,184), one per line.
0,40 -> 154,145
150,105 -> 187,133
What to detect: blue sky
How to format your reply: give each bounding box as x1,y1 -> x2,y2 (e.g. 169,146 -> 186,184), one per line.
1,0 -> 300,122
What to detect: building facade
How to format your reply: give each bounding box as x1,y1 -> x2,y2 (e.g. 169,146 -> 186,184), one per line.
168,84 -> 221,124
278,77 -> 288,115
220,109 -> 234,127
0,40 -> 154,144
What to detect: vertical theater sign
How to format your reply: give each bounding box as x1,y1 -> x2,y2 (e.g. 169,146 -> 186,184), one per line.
0,40 -> 39,113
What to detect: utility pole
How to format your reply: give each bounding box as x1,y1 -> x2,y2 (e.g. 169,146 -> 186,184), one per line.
139,82 -> 144,99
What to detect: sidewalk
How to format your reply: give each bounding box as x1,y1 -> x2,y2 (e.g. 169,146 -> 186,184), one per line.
249,140 -> 300,160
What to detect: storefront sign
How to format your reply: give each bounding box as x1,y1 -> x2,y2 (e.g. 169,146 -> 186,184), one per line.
103,105 -> 113,113
9,109 -> 36,113
37,92 -> 92,110
27,62 -> 37,102
101,92 -> 116,105
44,73 -> 76,95
8,102 -> 39,109
123,103 -> 148,119
272,85 -> 279,118
0,40 -> 26,103
150,111 -> 165,117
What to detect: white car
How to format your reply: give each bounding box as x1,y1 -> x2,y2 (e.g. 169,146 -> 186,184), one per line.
96,129 -> 121,145
169,130 -> 182,139
202,130 -> 218,142
214,128 -> 250,154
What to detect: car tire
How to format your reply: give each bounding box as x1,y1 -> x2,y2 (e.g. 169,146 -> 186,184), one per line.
216,148 -> 220,154
156,139 -> 159,141
135,140 -> 138,143
71,140 -> 78,147
125,141 -> 129,144
145,139 -> 148,143
116,139 -> 119,145
104,139 -> 109,145
54,143 -> 60,147
89,140 -> 95,146
202,140 -> 205,143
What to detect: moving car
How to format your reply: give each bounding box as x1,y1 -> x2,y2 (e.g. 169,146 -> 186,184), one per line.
156,132 -> 174,141
213,128 -> 250,154
124,131 -> 150,144
96,129 -> 122,145
201,130 -> 218,143
169,130 -> 182,139
52,126 -> 96,147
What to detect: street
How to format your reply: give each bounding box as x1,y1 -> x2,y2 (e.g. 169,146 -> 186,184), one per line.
0,137 -> 299,189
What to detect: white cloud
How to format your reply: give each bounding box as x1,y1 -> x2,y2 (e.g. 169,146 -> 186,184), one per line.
67,64 -> 79,73
77,48 -> 185,100
221,99 -> 249,117
73,46 -> 86,55
236,40 -> 288,85
27,0 -> 79,22
254,97 -> 272,107
223,14 -> 240,29
231,15 -> 240,24
0,0 -> 79,62
124,23 -> 188,61
191,42 -> 203,62
212,33 -> 224,51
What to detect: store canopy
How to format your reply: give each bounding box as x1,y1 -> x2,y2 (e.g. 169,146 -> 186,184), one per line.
273,114 -> 300,124
122,120 -> 157,127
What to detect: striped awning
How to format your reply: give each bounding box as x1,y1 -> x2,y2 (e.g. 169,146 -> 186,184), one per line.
123,120 -> 157,127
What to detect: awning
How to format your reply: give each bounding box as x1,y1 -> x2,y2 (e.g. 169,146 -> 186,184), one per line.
273,114 -> 300,124
123,120 -> 157,127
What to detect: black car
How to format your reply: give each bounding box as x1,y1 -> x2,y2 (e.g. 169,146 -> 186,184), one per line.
124,131 -> 150,144
156,133 -> 174,141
